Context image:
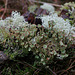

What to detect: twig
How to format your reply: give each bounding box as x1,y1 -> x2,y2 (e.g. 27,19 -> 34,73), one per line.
5,8 -> 23,13
25,72 -> 29,75
60,60 -> 75,75
1,0 -> 8,19
60,65 -> 75,75
33,69 -> 41,75
33,0 -> 62,7
70,60 -> 75,67
17,61 -> 38,70
48,67 -> 57,75
56,60 -> 75,74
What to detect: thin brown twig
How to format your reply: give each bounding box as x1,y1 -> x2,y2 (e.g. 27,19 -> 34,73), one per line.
70,60 -> 75,67
48,67 -> 57,75
60,65 -> 75,75
33,69 -> 41,75
5,8 -> 23,13
17,61 -> 38,70
1,0 -> 8,19
33,0 -> 62,7
60,60 -> 75,75
56,60 -> 75,74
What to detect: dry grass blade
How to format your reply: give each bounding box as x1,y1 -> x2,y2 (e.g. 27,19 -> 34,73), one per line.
33,0 -> 62,7
1,0 -> 8,19
60,60 -> 75,75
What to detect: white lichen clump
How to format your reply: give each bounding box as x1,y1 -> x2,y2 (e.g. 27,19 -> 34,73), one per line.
61,2 -> 75,14
0,11 -> 28,29
41,13 -> 75,38
61,2 -> 75,10
40,3 -> 55,13
68,7 -> 75,14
